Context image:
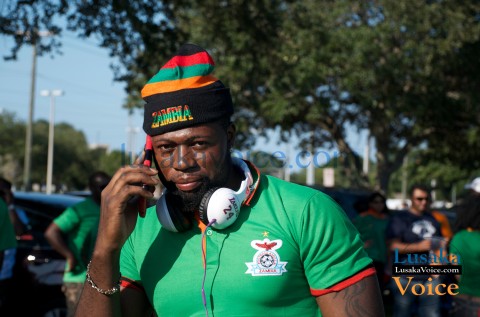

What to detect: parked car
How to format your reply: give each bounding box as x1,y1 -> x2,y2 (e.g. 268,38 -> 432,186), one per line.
63,190 -> 91,198
6,192 -> 84,317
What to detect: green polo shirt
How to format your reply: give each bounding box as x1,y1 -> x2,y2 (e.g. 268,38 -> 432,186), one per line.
54,197 -> 100,283
120,173 -> 371,316
352,212 -> 388,263
450,230 -> 480,297
0,199 -> 17,252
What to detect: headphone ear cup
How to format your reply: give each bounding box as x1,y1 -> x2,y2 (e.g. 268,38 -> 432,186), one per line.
157,193 -> 192,232
199,187 -> 220,226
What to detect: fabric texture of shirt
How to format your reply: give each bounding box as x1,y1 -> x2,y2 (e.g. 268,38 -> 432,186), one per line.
120,164 -> 372,316
54,197 -> 100,283
450,230 -> 480,297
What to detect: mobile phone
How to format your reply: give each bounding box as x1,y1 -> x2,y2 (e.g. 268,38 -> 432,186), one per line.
138,135 -> 153,217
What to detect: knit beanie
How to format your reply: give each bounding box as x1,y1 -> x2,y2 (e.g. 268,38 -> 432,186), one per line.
141,44 -> 233,136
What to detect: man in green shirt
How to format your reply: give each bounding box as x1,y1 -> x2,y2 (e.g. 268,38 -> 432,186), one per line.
75,44 -> 384,317
0,191 -> 17,313
45,171 -> 110,317
449,177 -> 480,316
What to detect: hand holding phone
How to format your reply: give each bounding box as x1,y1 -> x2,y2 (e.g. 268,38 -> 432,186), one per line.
138,135 -> 154,217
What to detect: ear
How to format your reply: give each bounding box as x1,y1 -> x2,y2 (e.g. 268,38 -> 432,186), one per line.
226,123 -> 236,150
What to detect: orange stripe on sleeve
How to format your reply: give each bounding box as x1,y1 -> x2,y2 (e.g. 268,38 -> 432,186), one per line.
310,267 -> 376,296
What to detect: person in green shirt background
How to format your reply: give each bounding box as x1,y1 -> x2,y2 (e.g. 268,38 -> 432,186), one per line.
0,178 -> 28,316
353,192 -> 390,293
45,171 -> 110,317
450,177 -> 480,317
0,187 -> 17,314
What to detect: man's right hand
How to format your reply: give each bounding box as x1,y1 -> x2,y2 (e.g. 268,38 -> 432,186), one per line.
95,164 -> 159,254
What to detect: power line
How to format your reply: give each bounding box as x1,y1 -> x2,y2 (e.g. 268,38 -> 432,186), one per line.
0,67 -> 31,76
37,73 -> 121,98
1,69 -> 125,100
61,36 -> 107,58
63,32 -> 102,48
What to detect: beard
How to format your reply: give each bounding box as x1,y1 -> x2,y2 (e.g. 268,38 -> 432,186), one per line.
164,155 -> 232,214
167,178 -> 213,213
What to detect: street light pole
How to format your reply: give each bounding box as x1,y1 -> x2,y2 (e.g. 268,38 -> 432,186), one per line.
41,89 -> 64,194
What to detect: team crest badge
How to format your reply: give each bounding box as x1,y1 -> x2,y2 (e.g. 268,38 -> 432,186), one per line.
245,239 -> 288,276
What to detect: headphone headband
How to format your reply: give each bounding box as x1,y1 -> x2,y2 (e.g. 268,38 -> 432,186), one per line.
231,157 -> 253,204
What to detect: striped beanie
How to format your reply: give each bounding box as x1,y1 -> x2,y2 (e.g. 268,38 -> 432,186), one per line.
141,44 -> 233,136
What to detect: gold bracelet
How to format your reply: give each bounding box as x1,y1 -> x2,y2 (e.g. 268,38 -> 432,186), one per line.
86,261 -> 121,296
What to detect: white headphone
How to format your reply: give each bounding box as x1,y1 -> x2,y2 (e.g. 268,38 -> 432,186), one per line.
156,158 -> 253,232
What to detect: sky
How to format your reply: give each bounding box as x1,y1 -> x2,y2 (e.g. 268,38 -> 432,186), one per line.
0,31 -> 145,154
0,31 -> 371,176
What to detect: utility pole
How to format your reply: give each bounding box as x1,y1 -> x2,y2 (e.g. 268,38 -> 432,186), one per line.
21,30 -> 51,191
363,132 -> 370,175
306,130 -> 315,186
401,155 -> 408,203
126,111 -> 140,164
22,41 -> 37,191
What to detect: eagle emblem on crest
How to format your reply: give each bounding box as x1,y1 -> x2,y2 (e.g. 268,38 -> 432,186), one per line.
245,238 -> 288,276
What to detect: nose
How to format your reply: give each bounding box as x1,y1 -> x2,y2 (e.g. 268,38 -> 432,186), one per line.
172,145 -> 198,171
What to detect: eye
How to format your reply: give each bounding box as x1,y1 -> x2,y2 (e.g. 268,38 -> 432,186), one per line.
157,144 -> 175,153
192,141 -> 208,149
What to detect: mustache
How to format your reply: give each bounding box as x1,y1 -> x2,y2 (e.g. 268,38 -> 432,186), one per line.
163,175 -> 209,190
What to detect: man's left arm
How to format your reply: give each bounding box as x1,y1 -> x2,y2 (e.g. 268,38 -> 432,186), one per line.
316,274 -> 384,317
298,193 -> 384,316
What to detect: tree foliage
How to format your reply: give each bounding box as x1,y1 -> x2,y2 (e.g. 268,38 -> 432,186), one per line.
2,0 -> 480,192
0,112 -> 120,190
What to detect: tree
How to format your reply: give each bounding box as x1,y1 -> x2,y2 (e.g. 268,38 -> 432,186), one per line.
0,111 -> 107,190
387,148 -> 480,203
0,111 -> 25,183
29,120 -> 96,190
1,1 -> 184,95
256,1 -> 480,192
3,1 -> 480,193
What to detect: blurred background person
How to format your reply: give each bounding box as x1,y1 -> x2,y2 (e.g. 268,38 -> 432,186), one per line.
449,177 -> 480,317
0,181 -> 18,315
0,178 -> 27,237
386,184 -> 443,317
353,192 -> 390,293
45,171 -> 110,317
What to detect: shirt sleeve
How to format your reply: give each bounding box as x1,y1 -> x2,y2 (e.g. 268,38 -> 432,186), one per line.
53,206 -> 80,233
120,230 -> 141,282
300,193 -> 373,292
0,200 -> 17,251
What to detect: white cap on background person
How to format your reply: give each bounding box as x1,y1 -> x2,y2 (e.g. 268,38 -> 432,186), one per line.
465,177 -> 480,194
